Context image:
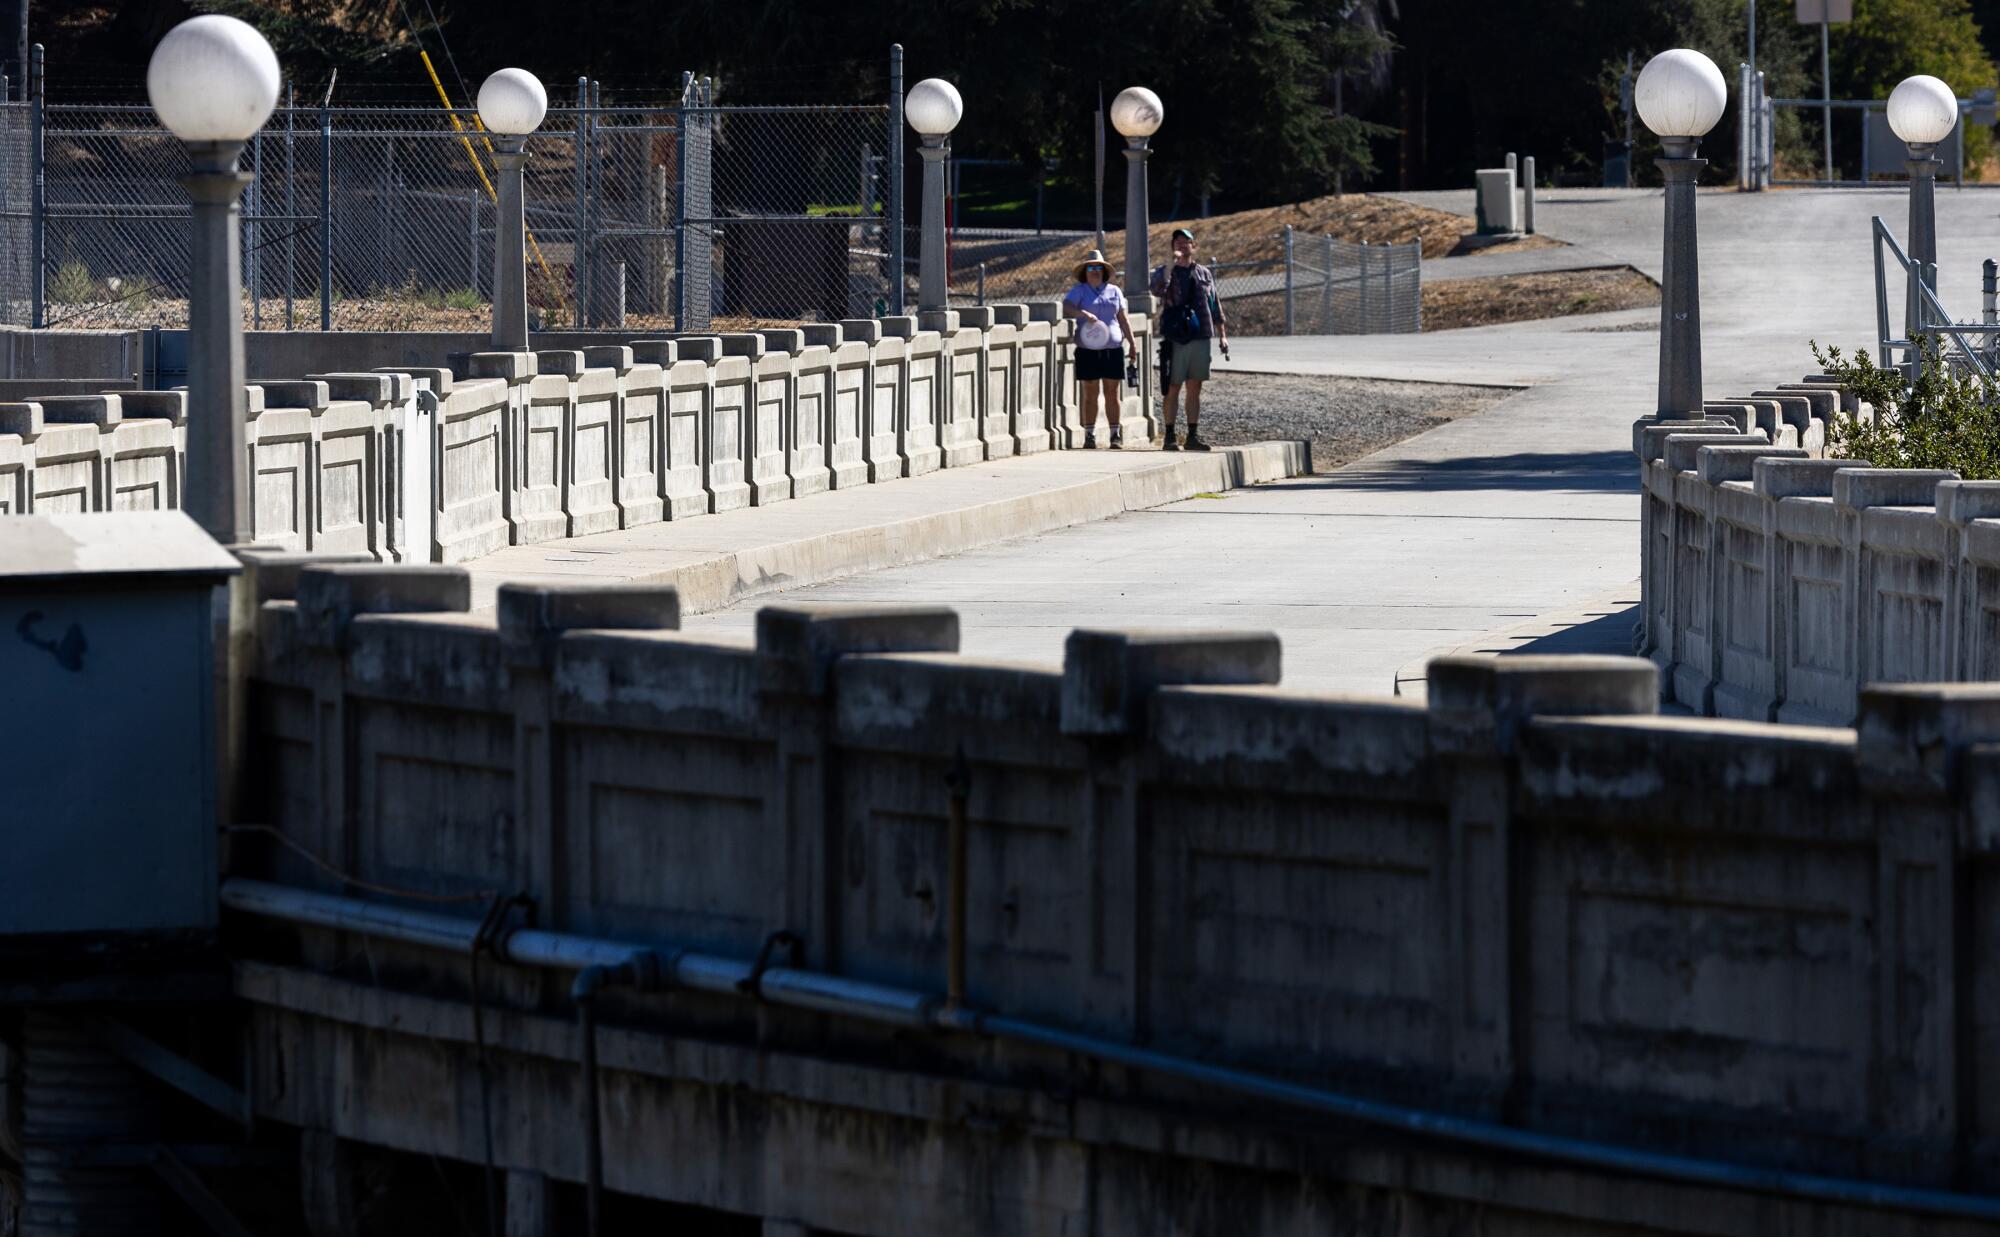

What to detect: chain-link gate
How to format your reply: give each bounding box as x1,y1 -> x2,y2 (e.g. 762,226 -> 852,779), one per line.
1282,227 -> 1420,335
4,54 -> 899,333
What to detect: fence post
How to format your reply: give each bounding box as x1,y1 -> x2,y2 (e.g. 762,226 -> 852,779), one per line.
977,261 -> 985,307
470,191 -> 481,295
1321,233 -> 1333,333
249,128 -> 263,330
1282,223 -> 1294,336
1358,239 -> 1370,334
284,84 -> 295,330
675,71 -> 690,331
889,43 -> 906,316
1522,155 -> 1536,235
319,101 -> 332,330
29,42 -> 41,329
574,76 -> 589,328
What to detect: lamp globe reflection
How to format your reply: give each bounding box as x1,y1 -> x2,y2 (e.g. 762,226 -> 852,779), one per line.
478,68 -> 548,136
146,14 -> 280,143
1635,48 -> 1727,138
905,78 -> 963,137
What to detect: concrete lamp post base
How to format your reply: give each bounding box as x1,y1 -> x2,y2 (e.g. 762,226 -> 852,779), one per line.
492,137 -> 531,351
1905,144 -> 1941,346
917,135 -> 949,313
1122,137 -> 1150,292
1655,136 -> 1707,420
183,140 -> 254,545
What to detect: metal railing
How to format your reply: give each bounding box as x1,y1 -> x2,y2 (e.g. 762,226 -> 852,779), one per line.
1871,214 -> 1996,381
0,49 -> 902,332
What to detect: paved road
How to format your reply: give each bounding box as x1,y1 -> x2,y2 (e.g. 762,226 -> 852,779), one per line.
681,186 -> 2000,695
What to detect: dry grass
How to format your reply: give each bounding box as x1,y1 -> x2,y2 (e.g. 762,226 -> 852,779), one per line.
986,193 -> 1567,296
1223,265 -> 1659,336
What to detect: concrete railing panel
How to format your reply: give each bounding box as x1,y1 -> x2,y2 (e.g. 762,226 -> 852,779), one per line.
708,355 -> 753,513
749,351 -> 794,506
869,334 -> 912,482
664,358 -> 712,520
941,328 -> 984,468
789,344 -> 834,500
613,360 -> 669,529
431,375 -> 511,563
827,341 -> 870,490
980,323 -> 1018,460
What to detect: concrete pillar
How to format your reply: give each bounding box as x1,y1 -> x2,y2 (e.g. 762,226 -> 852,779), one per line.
1424,654 -> 1657,1107
1655,137 -> 1708,419
183,139 -> 253,544
497,581 -> 682,926
492,137 -> 531,352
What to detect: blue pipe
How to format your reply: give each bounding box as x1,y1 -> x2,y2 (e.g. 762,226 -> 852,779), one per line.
219,879 -> 2000,1223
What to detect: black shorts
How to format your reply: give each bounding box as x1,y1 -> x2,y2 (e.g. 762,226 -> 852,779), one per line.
1075,346 -> 1124,382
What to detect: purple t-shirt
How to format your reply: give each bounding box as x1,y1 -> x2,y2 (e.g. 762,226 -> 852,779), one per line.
1064,282 -> 1126,347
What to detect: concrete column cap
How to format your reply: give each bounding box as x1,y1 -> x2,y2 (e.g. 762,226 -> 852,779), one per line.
879,315 -> 921,340
1427,654 -> 1657,756
120,391 -> 188,426
234,548 -> 378,604
295,564 -> 471,649
1832,467 -> 1957,511
534,349 -> 588,378
1933,480 -> 2000,526
917,309 -> 961,334
497,581 -> 682,670
717,333 -> 768,359
251,380 -> 330,412
582,345 -> 636,374
628,340 -> 678,367
798,324 -> 843,348
0,402 -> 43,437
306,373 -> 400,405
1752,456 -> 1864,500
37,394 -> 123,426
465,352 -> 539,383
755,604 -> 960,695
1664,429 -> 1766,473
757,328 -> 807,354
1060,629 -> 1282,737
1696,444 -> 1807,485
836,319 -> 884,344
673,337 -> 723,364
372,366 -> 454,397
1857,682 -> 2000,795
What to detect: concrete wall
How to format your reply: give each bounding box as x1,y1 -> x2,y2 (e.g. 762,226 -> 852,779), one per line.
226,563 -> 2000,1233
0,307 -> 1156,566
1631,377 -> 2000,724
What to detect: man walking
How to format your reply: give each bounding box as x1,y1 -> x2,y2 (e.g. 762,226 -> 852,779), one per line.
1149,226 -> 1229,451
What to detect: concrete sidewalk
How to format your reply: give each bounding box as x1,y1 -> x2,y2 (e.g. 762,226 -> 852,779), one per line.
464,440 -> 1310,613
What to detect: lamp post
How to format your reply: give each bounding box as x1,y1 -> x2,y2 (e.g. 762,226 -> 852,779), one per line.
1110,86 -> 1163,298
904,77 -> 961,312
147,15 -> 280,544
1887,74 -> 1958,344
478,68 -> 547,351
1636,48 -> 1728,420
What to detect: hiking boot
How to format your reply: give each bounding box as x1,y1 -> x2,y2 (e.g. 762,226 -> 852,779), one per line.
1183,429 -> 1210,452
1083,428 -> 1098,449
1109,425 -> 1124,450
1160,425 -> 1179,451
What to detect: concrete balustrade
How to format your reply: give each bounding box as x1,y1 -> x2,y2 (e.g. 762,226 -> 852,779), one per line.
1634,378 -> 2000,723
0,309 -> 1157,568
226,569 -> 2000,1212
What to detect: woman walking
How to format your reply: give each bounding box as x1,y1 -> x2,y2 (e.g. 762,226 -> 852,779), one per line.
1061,249 -> 1137,449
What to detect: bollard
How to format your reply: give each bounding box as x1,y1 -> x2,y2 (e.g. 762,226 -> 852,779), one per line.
1523,155 -> 1537,234
1282,224 -> 1295,336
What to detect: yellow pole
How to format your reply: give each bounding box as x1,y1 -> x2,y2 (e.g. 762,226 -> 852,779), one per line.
419,51 -> 557,286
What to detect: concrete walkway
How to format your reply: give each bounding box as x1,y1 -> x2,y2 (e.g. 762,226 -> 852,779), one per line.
1420,243 -> 1633,283
464,441 -> 1308,613
671,186 -> 2000,694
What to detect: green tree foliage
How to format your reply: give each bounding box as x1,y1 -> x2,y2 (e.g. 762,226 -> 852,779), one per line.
1836,0 -> 1999,165
1816,337 -> 2000,477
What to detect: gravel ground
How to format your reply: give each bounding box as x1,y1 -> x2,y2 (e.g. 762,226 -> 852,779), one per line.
1176,372 -> 1513,467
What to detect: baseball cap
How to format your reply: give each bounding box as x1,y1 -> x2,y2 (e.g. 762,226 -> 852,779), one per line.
1171,227 -> 1195,241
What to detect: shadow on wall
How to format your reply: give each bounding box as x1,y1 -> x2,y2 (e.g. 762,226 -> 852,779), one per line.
1303,449 -> 1639,494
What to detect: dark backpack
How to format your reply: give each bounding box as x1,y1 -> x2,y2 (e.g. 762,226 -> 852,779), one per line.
1162,269 -> 1203,344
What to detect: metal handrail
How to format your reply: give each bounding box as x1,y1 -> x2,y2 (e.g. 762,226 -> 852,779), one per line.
1871,215 -> 1995,381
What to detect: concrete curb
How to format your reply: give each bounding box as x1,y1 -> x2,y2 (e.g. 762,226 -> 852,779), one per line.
469,440 -> 1311,615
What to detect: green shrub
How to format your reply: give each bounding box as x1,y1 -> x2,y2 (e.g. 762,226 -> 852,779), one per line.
1814,336 -> 2000,478
442,287 -> 483,311
49,260 -> 96,305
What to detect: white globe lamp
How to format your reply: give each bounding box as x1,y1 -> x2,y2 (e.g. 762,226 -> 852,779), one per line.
478,68 -> 549,137
1110,87 -> 1164,139
905,78 -> 963,138
1635,48 -> 1728,139
1888,74 -> 1958,147
146,15 -> 281,144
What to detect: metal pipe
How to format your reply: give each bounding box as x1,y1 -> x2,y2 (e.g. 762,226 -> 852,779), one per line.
945,750 -> 970,1008
28,42 -> 41,328
218,878 -> 2000,1223
1282,224 -> 1294,336
319,103 -> 332,330
888,43 -> 905,316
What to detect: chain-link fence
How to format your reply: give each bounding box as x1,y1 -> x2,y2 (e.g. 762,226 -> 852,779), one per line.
1,60 -> 899,332
1277,229 -> 1420,334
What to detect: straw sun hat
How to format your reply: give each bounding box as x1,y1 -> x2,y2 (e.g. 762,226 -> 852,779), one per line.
1072,249 -> 1114,283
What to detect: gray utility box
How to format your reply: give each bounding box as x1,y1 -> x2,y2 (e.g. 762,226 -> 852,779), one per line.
0,512 -> 237,943
1474,167 -> 1520,235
